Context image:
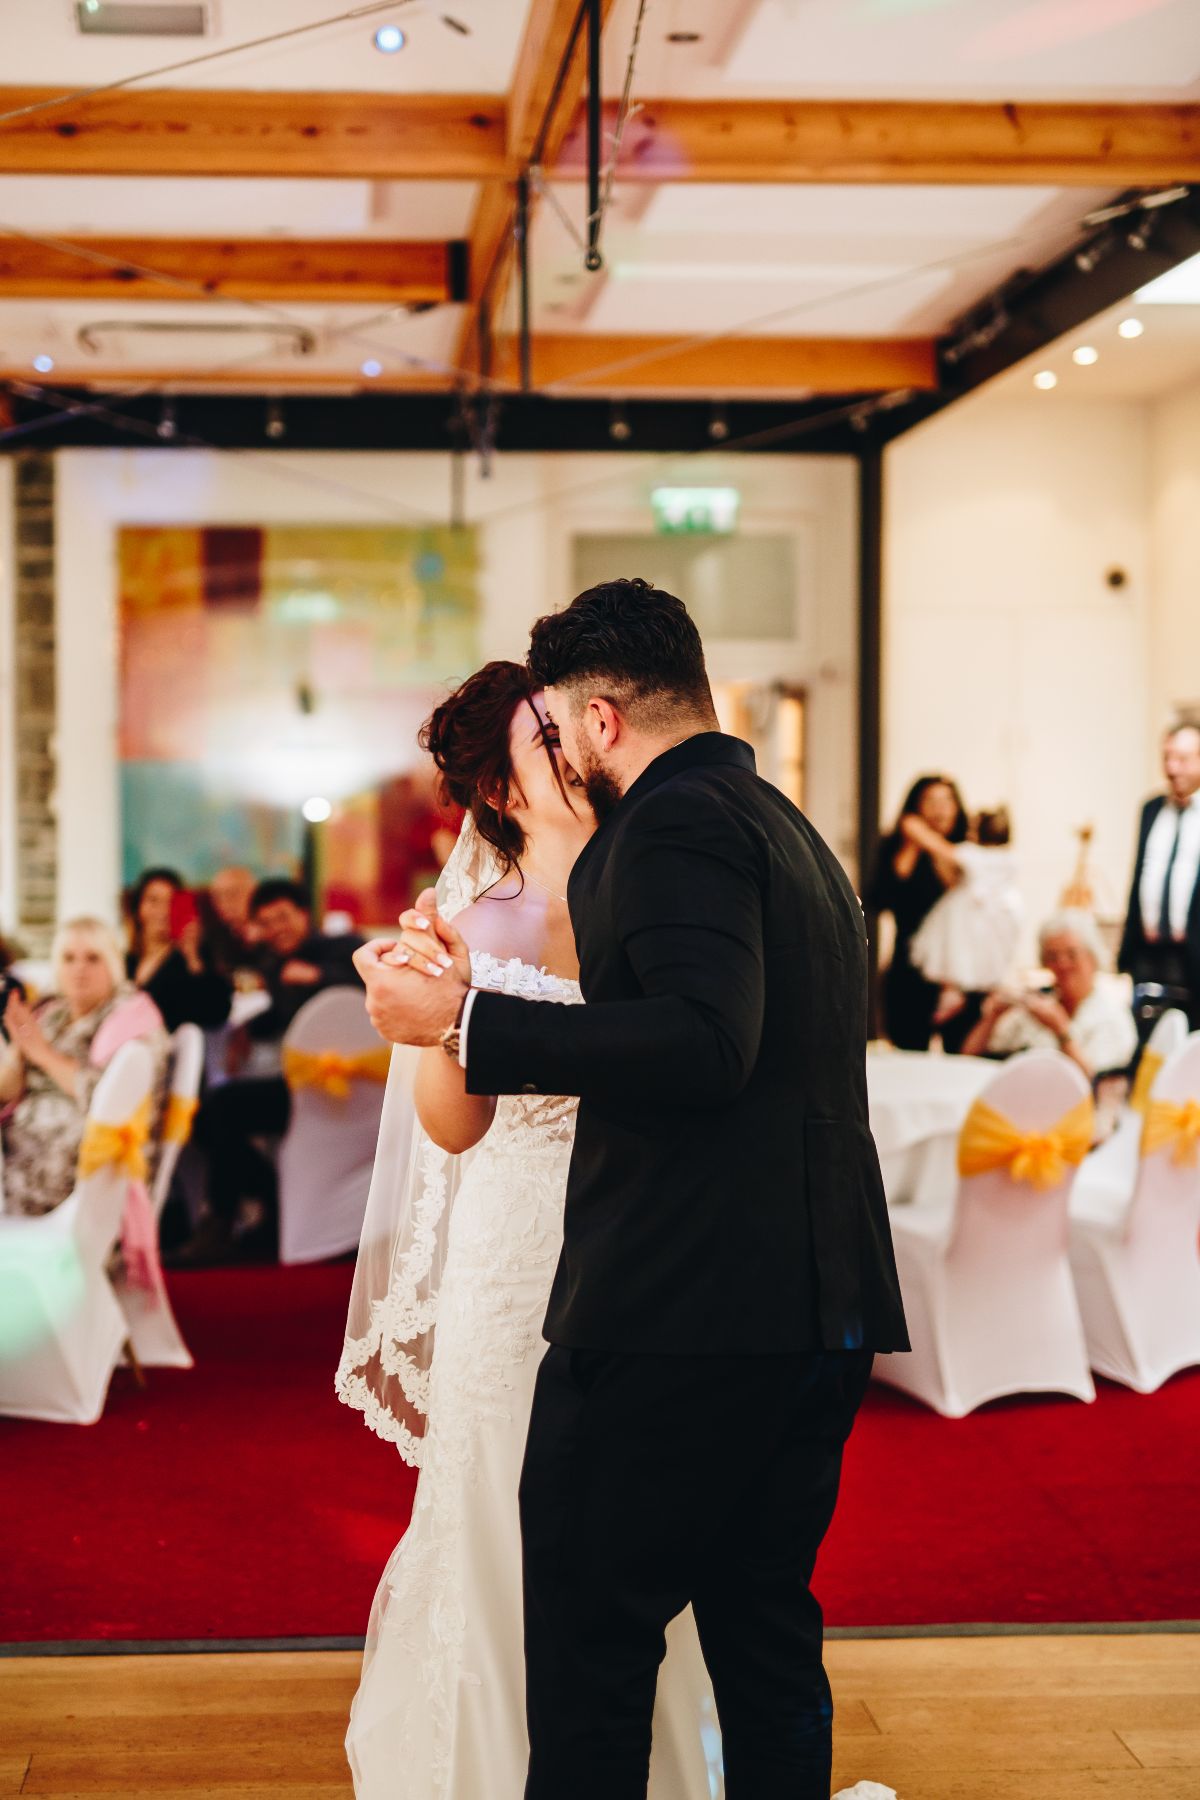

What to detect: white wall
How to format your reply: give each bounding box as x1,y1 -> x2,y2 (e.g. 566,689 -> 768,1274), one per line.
883,391 -> 1152,943
1149,379 -> 1200,737
53,447 -> 859,920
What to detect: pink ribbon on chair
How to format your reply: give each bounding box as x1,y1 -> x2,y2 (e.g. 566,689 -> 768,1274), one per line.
120,1178 -> 163,1299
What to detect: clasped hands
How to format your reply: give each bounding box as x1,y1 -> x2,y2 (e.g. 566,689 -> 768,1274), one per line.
353,891 -> 473,1048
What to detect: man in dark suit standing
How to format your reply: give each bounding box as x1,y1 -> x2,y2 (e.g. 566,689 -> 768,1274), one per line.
359,579 -> 908,1800
1119,719 -> 1200,1032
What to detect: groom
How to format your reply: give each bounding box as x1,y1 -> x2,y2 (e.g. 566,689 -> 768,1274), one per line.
357,578 -> 908,1800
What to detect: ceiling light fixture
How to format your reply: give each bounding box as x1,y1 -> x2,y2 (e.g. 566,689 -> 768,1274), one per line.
708,404 -> 729,442
302,797 -> 333,824
157,397 -> 178,440
373,23 -> 405,52
32,353 -> 54,373
1033,370 -> 1058,390
1073,345 -> 1099,366
360,358 -> 383,378
265,399 -> 286,439
1118,317 -> 1144,339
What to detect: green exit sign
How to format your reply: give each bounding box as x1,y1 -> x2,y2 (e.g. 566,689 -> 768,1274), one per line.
651,486 -> 740,534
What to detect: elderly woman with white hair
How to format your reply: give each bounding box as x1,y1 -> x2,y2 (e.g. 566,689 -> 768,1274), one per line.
0,916 -> 168,1217
961,908 -> 1138,1080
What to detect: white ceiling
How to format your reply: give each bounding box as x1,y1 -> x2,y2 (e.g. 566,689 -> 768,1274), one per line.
529,182 -> 1108,341
0,0 -> 524,93
605,0 -> 1200,101
0,174 -> 479,240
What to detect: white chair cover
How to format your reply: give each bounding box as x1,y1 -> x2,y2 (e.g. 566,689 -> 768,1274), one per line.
278,988 -> 400,1266
1069,1032 -> 1200,1392
1071,1006 -> 1190,1225
874,1050 -> 1096,1417
113,1023 -> 204,1371
0,1041 -> 154,1424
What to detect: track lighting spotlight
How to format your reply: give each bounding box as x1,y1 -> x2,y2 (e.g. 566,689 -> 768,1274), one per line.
609,403 -> 631,442
157,398 -> 177,441
708,404 -> 729,442
265,399 -> 286,440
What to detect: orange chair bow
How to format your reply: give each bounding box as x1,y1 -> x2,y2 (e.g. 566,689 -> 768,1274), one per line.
162,1093 -> 199,1146
283,1046 -> 391,1101
957,1095 -> 1094,1191
1141,1097 -> 1200,1168
1128,1048 -> 1164,1116
78,1098 -> 152,1183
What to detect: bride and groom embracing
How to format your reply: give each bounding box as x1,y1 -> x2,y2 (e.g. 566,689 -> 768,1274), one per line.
336,577 -> 908,1800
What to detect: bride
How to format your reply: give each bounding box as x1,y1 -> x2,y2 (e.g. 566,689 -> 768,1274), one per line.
336,660 -> 723,1799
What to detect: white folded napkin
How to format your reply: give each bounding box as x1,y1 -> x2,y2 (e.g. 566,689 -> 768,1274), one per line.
832,1785 -> 898,1800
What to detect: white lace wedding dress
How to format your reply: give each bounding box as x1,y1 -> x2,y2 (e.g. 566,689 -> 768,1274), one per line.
344,951 -> 724,1800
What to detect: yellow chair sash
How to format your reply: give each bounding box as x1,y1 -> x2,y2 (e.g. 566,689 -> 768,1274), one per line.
283,1046 -> 392,1101
78,1098 -> 152,1183
1141,1098 -> 1200,1168
162,1093 -> 199,1146
1128,1048 -> 1163,1116
957,1095 -> 1094,1191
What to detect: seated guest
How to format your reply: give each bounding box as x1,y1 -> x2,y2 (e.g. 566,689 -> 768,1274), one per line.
126,866 -> 233,1034
0,917 -> 168,1217
960,909 -> 1138,1083
203,865 -> 265,983
175,879 -> 363,1263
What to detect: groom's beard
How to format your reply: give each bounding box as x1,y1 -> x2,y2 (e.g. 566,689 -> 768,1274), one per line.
575,745 -> 623,824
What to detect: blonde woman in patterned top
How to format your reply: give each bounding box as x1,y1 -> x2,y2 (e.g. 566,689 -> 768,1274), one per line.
0,916 -> 168,1217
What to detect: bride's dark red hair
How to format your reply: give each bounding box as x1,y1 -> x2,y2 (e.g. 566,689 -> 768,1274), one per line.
420,661 -> 544,874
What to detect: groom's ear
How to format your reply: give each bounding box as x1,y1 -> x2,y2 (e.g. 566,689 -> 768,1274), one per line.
589,696 -> 622,748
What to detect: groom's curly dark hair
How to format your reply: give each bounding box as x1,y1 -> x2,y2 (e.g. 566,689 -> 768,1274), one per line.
527,577 -> 715,729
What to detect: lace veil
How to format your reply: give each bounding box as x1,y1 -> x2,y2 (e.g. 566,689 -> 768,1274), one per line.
335,819 -> 502,1464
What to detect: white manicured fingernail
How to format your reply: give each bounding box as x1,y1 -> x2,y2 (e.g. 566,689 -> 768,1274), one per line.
438,953 -> 453,968
428,963 -> 444,977
412,916 -> 430,930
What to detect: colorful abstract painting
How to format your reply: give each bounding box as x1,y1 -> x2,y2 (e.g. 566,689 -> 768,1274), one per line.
117,524 -> 477,927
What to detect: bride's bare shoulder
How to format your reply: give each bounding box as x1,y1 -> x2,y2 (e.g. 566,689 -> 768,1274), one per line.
450,892 -> 541,966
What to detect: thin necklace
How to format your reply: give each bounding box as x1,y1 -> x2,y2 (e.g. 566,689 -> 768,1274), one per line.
521,864 -> 568,904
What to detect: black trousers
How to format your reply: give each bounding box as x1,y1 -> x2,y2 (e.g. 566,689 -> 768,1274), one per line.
519,1344 -> 874,1800
194,1076 -> 291,1223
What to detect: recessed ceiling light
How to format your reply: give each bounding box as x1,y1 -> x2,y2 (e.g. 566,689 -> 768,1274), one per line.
1073,345 -> 1099,366
32,354 -> 54,373
1033,370 -> 1057,390
1118,317 -> 1144,339
302,797 -> 333,824
373,23 -> 405,52
361,359 -> 383,378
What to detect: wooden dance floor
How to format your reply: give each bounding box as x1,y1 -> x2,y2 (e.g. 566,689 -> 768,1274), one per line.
2,1634 -> 1198,1798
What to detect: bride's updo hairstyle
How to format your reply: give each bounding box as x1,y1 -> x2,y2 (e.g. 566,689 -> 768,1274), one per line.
420,660 -> 546,875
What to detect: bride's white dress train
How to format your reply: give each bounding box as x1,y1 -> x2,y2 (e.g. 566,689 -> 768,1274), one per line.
345,953 -> 723,1799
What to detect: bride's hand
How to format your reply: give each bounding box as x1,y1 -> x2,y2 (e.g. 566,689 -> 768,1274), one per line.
389,889 -> 472,985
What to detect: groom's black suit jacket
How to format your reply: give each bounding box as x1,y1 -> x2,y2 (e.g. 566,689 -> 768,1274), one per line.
466,733 -> 908,1356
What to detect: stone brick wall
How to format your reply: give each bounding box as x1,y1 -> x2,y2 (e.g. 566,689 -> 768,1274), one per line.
13,453 -> 57,953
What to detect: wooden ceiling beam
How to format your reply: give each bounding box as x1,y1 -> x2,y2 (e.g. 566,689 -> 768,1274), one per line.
0,236 -> 460,304
493,333 -> 939,395
553,98 -> 1200,185
0,87 -> 509,180
0,365 -> 454,393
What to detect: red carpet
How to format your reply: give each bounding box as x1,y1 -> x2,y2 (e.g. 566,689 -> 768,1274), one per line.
2,1262 -> 1198,1642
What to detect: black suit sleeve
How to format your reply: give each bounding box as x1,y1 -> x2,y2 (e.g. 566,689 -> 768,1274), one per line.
464,810 -> 765,1109
1118,799 -> 1154,975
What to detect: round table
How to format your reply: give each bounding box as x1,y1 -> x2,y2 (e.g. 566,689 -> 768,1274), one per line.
866,1048 -> 996,1206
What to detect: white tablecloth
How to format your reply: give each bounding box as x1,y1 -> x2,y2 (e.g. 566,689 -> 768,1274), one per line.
867,1048 -> 996,1207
